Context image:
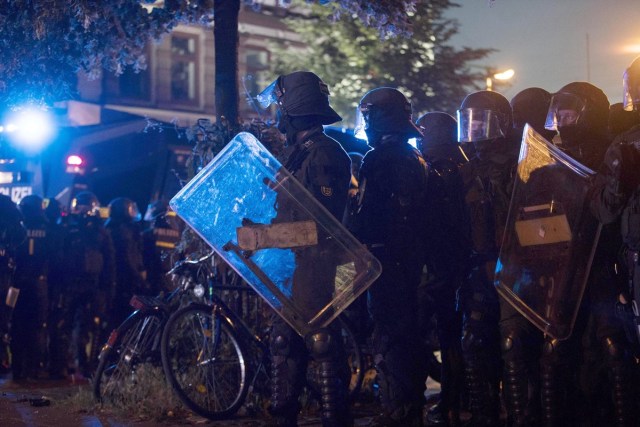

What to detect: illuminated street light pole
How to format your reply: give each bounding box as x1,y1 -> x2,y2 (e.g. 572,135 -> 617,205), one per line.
486,68 -> 515,91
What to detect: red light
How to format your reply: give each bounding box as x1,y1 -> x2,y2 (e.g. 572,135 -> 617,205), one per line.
66,155 -> 83,166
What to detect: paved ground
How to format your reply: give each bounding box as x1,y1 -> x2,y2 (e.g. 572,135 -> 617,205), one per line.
0,374 -> 442,426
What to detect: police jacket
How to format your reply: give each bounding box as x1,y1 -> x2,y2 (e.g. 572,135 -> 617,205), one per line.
353,135 -> 429,255
275,126 -> 351,224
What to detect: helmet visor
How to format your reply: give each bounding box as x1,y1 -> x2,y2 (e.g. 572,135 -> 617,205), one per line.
256,78 -> 282,109
457,108 -> 505,143
544,93 -> 585,131
623,68 -> 640,111
353,104 -> 369,141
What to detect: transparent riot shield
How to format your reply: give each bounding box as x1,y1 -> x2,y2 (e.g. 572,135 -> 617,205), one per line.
495,125 -> 601,340
170,132 -> 382,336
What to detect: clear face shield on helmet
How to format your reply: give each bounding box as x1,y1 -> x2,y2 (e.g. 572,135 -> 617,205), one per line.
623,68 -> 640,111
544,92 -> 585,131
456,108 -> 506,143
256,77 -> 283,109
353,104 -> 370,141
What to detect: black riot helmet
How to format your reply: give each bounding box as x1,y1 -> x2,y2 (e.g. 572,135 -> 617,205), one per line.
544,82 -> 609,140
354,87 -> 422,148
108,197 -> 141,224
18,194 -> 45,222
510,87 -> 554,140
623,56 -> 640,111
415,112 -> 467,164
257,71 -> 341,142
457,90 -> 512,144
70,191 -> 100,216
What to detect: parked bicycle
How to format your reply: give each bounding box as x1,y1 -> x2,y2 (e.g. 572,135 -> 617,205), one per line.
92,251 -> 215,405
160,278 -> 364,420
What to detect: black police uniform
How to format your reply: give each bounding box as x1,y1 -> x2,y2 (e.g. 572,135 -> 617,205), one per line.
355,134 -> 430,424
11,197 -> 61,380
0,195 -> 26,373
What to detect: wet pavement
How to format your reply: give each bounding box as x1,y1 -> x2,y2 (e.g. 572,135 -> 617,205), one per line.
0,374 -> 442,426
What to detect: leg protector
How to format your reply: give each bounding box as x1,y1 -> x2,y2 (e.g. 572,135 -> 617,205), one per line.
269,322 -> 303,424
502,334 -> 530,427
306,328 -> 351,427
602,336 -> 633,427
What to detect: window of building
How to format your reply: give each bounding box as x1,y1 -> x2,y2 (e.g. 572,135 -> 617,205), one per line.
171,34 -> 199,104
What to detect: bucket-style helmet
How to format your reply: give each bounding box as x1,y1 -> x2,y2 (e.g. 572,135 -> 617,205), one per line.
354,87 -> 422,147
623,56 -> 640,111
70,191 -> 100,216
257,71 -> 341,124
457,90 -> 512,143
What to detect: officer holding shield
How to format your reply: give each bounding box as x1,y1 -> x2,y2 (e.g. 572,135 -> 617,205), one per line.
257,71 -> 352,427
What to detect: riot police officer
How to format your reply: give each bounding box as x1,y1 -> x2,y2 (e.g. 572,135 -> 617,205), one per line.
351,87 -> 429,426
589,60 -> 640,426
416,112 -> 467,427
457,90 -> 516,427
11,195 -> 60,381
542,81 -> 620,426
0,195 -> 26,374
52,191 -> 115,379
105,197 -> 149,327
257,71 -> 352,427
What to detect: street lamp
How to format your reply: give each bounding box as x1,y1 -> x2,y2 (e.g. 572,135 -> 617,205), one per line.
486,68 -> 515,91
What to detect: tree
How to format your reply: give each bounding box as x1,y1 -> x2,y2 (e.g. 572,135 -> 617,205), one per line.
0,0 -> 419,122
271,0 -> 493,122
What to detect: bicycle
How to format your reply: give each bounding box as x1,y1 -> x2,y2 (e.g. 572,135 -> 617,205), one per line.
160,279 -> 364,421
92,251 -> 215,405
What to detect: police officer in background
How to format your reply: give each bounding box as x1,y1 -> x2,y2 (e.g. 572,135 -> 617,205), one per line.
105,197 -> 149,327
142,199 -> 182,293
51,191 -> 115,379
351,87 -> 429,426
0,195 -> 26,374
457,90 -> 516,427
589,59 -> 640,426
415,112 -> 468,427
11,195 -> 60,381
257,71 -> 352,427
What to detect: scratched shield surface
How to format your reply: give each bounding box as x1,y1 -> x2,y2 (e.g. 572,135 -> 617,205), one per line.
170,132 -> 381,336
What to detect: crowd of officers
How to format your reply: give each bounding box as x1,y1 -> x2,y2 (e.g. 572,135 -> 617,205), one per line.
2,59 -> 640,427
0,192 -> 180,382
257,62 -> 640,427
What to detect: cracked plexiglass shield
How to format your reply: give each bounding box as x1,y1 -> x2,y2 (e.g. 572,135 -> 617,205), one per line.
170,132 -> 381,336
495,125 -> 601,340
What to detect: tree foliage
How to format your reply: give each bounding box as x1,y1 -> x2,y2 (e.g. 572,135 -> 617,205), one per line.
0,0 -> 418,108
271,0 -> 494,122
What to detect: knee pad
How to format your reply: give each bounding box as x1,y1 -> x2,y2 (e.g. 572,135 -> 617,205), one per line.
305,328 -> 333,359
271,333 -> 291,357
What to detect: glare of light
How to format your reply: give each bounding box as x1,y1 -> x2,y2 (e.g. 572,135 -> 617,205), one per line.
408,137 -> 418,148
354,128 -> 368,141
66,155 -> 83,166
4,107 -> 56,154
493,69 -> 515,80
621,44 -> 640,54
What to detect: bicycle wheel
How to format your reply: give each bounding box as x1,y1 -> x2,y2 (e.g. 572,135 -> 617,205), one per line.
161,303 -> 248,420
93,310 -> 164,404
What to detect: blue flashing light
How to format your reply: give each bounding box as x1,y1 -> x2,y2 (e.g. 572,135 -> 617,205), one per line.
3,107 -> 56,154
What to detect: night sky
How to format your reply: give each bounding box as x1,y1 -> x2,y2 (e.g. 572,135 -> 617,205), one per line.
446,0 -> 640,104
